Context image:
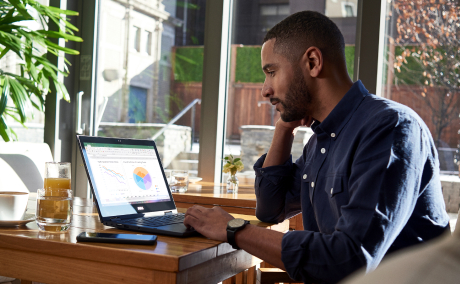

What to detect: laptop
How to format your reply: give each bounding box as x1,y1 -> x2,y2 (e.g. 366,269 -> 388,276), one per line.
76,135 -> 196,237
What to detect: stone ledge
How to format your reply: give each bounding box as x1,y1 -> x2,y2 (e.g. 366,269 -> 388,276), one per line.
441,175 -> 460,213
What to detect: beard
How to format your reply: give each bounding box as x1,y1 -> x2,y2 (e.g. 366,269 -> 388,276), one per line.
276,66 -> 312,122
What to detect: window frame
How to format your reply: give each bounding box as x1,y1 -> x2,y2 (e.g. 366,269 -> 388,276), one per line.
49,0 -> 384,197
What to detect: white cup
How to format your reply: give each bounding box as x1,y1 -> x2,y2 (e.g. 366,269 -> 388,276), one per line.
0,191 -> 29,221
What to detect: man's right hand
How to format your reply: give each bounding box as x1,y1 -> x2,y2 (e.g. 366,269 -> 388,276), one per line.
262,116 -> 313,168
276,115 -> 314,130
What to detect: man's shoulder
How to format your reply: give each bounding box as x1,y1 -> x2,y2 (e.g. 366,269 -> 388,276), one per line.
358,94 -> 425,127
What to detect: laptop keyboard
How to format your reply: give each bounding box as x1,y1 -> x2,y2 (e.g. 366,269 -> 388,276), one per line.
123,213 -> 186,227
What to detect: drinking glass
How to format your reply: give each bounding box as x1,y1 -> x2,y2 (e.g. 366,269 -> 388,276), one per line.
36,162 -> 72,232
170,170 -> 189,192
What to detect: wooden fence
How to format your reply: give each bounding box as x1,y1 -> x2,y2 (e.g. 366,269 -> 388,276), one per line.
171,81 -> 460,148
170,45 -> 459,148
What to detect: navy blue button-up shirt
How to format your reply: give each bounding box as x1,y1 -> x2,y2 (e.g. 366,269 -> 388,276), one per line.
254,81 -> 450,284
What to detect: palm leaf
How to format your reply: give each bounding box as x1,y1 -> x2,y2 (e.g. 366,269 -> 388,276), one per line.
0,80 -> 9,117
0,46 -> 10,60
7,0 -> 33,20
37,30 -> 83,42
8,78 -> 30,123
45,39 -> 80,55
46,6 -> 79,16
0,116 -> 11,142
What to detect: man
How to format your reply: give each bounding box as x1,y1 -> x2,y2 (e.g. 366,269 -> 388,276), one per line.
184,11 -> 450,283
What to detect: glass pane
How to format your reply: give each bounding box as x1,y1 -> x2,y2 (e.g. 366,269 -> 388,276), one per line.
95,0 -> 206,177
380,0 -> 460,175
224,0 -> 359,185
133,26 -> 141,52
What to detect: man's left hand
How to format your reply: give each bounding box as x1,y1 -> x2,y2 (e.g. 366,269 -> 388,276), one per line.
184,205 -> 234,242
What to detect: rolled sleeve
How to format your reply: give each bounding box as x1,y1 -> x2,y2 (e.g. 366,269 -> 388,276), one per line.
254,154 -> 302,223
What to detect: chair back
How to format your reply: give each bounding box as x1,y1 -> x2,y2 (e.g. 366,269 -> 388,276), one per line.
0,142 -> 53,193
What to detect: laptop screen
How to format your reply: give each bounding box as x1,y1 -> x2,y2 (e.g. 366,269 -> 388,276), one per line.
77,136 -> 176,218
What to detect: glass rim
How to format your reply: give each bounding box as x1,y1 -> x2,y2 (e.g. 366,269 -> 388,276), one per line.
37,188 -> 72,192
45,162 -> 71,165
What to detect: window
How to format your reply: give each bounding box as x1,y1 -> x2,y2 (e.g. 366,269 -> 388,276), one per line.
224,0 -> 359,184
379,0 -> 460,174
94,0 -> 206,177
260,4 -> 290,16
343,4 -> 354,17
128,86 -> 147,123
145,30 -> 152,55
133,26 -> 141,52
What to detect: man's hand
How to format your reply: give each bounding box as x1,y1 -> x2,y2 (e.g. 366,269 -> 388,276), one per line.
262,116 -> 313,168
276,115 -> 314,130
184,205 -> 234,242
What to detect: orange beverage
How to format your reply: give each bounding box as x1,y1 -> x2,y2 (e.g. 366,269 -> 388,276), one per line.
44,177 -> 71,196
40,178 -> 71,221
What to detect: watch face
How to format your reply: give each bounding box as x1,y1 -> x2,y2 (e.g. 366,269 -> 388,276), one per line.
228,218 -> 246,228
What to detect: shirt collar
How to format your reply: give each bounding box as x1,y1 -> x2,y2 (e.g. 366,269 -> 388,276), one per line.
311,80 -> 370,137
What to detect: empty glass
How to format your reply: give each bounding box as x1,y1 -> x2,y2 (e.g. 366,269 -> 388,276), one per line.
170,170 -> 189,192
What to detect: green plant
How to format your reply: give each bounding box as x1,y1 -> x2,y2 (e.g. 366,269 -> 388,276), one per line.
222,154 -> 244,176
235,46 -> 264,83
0,0 -> 82,141
173,47 -> 203,82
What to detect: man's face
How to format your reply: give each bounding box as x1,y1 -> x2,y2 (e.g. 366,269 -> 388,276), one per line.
261,39 -> 312,122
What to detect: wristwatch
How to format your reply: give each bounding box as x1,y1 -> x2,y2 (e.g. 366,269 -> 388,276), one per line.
227,218 -> 250,249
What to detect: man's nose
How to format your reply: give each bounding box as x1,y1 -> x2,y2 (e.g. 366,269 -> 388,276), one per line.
261,82 -> 273,98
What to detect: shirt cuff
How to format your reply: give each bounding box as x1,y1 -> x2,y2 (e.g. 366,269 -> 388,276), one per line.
281,230 -> 316,283
253,154 -> 294,186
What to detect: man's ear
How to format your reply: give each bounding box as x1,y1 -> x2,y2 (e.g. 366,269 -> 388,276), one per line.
301,46 -> 323,78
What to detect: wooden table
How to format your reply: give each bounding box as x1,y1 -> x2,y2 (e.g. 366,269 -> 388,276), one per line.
173,182 -> 257,215
172,182 -> 303,231
0,197 -> 288,284
172,182 -> 303,284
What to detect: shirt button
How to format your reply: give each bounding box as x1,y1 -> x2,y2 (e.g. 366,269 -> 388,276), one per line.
303,174 -> 307,179
311,182 -> 315,187
331,133 -> 336,138
330,188 -> 333,194
321,148 -> 326,154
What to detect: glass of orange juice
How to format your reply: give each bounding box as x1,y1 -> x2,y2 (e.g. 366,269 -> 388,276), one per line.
36,162 -> 72,232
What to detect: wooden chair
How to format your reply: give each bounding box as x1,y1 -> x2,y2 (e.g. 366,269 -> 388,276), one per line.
256,267 -> 301,284
256,261 -> 305,284
0,142 -> 53,192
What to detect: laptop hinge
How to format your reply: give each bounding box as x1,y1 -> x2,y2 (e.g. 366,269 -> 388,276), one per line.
110,217 -> 121,221
164,211 -> 173,215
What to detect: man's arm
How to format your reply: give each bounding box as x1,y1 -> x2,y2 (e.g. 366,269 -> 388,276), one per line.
263,118 -> 312,168
183,205 -> 286,270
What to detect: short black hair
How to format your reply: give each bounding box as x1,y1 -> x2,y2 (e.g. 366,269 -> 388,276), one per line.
263,11 -> 345,63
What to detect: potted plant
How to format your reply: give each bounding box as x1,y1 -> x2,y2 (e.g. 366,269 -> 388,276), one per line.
0,0 -> 82,141
223,154 -> 244,192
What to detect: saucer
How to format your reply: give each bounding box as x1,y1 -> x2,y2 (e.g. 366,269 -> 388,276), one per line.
0,213 -> 35,227
189,177 -> 202,183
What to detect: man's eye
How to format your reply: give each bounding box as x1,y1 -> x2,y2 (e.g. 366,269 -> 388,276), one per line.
268,71 -> 275,77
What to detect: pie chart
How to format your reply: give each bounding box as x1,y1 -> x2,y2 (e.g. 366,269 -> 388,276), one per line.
133,167 -> 152,190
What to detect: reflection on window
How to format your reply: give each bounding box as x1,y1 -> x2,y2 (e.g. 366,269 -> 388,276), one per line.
381,0 -> 460,174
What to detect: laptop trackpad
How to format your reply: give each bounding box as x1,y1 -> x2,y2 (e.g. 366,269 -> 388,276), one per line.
156,223 -> 195,233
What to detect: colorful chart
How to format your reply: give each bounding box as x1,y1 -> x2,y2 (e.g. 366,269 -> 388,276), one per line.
102,166 -> 126,184
133,167 -> 152,190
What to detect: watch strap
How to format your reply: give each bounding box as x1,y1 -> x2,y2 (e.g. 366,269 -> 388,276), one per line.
227,220 -> 249,249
